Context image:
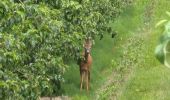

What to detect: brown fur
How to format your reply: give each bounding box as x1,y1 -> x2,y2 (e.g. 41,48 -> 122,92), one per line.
79,39 -> 92,91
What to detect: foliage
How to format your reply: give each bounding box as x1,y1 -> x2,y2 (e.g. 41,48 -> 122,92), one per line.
155,11 -> 170,68
0,0 -> 131,99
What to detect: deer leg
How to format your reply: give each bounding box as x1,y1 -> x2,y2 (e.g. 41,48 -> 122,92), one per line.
88,71 -> 90,82
80,72 -> 83,91
86,71 -> 89,91
88,71 -> 90,90
80,71 -> 84,91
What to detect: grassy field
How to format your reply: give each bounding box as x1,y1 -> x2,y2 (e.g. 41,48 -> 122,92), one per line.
119,0 -> 170,100
62,0 -> 170,100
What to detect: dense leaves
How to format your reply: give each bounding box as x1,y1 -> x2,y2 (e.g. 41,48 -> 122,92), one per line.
0,0 -> 131,99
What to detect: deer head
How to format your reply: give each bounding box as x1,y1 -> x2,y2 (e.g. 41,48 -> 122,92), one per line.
83,37 -> 92,54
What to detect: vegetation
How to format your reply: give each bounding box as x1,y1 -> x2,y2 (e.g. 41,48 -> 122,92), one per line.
0,0 -> 131,99
155,11 -> 170,68
1,0 -> 170,100
98,0 -> 170,100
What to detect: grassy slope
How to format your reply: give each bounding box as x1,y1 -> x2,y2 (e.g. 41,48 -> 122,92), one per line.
62,0 -> 170,100
107,0 -> 170,100
120,0 -> 170,100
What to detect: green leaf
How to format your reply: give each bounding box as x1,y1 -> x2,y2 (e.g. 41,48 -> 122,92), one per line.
16,10 -> 25,21
155,19 -> 168,28
0,1 -> 9,11
155,44 -> 165,64
0,81 -> 7,87
164,40 -> 170,68
166,11 -> 170,17
165,21 -> 170,32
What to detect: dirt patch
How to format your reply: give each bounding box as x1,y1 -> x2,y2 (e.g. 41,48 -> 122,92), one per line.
40,96 -> 70,100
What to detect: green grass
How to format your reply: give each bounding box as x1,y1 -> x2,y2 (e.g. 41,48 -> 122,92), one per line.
62,35 -> 115,99
62,0 -> 170,100
113,0 -> 170,100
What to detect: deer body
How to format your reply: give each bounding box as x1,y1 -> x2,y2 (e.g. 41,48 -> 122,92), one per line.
79,39 -> 92,91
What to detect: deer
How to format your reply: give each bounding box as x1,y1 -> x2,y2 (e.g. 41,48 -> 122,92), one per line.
78,38 -> 92,91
